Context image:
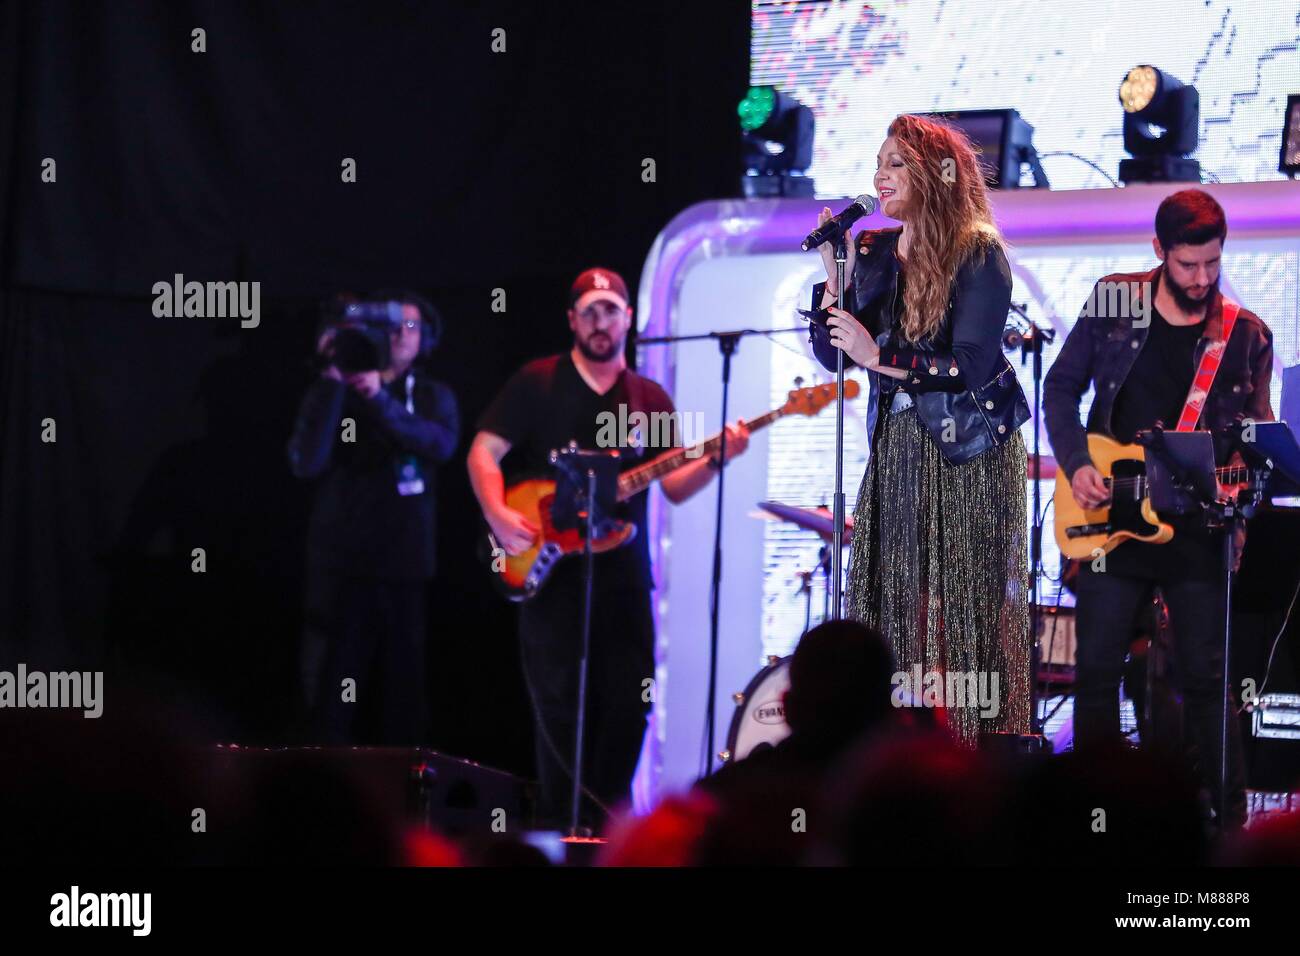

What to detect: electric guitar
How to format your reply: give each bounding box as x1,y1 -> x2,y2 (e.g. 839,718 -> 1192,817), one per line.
483,379 -> 860,601
1052,432 -> 1250,560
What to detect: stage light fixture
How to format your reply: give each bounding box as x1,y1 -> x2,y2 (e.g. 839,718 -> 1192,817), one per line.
920,108 -> 1048,189
738,85 -> 815,198
1118,65 -> 1201,184
1280,94 -> 1300,177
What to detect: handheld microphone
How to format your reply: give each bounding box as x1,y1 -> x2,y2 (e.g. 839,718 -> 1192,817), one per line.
801,195 -> 877,251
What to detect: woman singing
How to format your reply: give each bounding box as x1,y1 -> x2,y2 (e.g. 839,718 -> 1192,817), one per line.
805,113 -> 1031,746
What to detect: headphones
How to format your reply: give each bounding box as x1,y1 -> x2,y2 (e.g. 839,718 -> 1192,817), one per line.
370,288 -> 444,357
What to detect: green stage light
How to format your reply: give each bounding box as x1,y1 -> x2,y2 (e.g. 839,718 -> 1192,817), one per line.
738,86 -> 777,132
738,86 -> 815,197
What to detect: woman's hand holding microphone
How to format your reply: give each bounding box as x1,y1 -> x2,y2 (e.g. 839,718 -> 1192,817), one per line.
815,206 -> 857,293
813,208 -> 878,369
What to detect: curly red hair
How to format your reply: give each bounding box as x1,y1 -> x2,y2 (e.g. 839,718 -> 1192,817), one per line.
887,114 -> 1005,342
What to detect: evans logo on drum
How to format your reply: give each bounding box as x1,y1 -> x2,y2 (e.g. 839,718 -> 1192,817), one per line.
726,657 -> 792,763
753,699 -> 785,724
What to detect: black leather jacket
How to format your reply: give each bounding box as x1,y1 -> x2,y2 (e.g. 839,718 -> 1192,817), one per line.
1044,264 -> 1274,479
807,227 -> 1029,465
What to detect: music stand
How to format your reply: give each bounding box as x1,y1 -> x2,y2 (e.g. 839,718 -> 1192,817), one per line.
1137,423 -> 1300,830
550,445 -> 623,534
548,445 -> 624,837
1143,430 -> 1218,515
1250,421 -> 1300,500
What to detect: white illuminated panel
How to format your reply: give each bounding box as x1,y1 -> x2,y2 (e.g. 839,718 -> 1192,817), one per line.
752,0 -> 1300,193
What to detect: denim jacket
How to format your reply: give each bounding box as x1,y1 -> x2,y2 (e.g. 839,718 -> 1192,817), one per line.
806,227 -> 1030,466
1043,265 -> 1274,480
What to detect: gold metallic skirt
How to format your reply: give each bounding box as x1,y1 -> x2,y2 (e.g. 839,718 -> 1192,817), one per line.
848,404 -> 1031,747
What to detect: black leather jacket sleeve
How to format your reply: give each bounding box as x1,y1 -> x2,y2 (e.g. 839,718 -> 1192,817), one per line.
806,239 -> 897,372
807,280 -> 861,373
1246,324 -> 1275,424
877,243 -> 1012,394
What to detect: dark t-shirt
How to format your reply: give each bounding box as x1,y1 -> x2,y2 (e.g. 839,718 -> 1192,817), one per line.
477,353 -> 678,591
1106,305 -> 1217,577
1110,304 -> 1205,444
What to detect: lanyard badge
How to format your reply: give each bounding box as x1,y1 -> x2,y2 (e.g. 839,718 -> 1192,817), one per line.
395,372 -> 426,496
395,455 -> 426,496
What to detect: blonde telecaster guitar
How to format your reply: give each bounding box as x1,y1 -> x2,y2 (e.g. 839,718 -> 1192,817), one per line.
1053,432 -> 1249,560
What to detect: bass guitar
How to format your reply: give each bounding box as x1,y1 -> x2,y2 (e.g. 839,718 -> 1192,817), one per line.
485,379 -> 860,601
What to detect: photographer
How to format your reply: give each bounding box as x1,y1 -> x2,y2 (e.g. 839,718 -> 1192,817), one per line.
288,292 -> 459,745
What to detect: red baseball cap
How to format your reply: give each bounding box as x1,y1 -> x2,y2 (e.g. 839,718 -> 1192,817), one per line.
569,267 -> 630,311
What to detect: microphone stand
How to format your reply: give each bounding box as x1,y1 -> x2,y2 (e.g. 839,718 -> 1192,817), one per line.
1213,451 -> 1268,830
706,329 -> 737,778
831,230 -> 849,621
1137,424 -> 1268,830
548,445 -> 621,838
569,464 -> 597,838
636,325 -> 805,776
1006,303 -> 1055,735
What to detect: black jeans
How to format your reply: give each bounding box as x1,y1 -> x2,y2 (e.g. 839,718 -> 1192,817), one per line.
518,564 -> 655,831
1074,533 -> 1246,827
302,570 -> 429,746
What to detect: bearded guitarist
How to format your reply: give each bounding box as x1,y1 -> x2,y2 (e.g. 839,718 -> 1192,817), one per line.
467,267 -> 749,830
1044,190 -> 1273,830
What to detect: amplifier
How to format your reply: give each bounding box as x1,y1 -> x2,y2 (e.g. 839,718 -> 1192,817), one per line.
1252,693 -> 1300,740
210,745 -> 534,837
1037,607 -> 1076,668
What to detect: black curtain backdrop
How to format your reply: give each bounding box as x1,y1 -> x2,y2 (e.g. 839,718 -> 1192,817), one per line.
0,0 -> 750,777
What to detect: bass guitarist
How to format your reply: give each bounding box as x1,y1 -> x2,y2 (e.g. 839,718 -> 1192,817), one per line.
1044,189 -> 1273,830
467,266 -> 749,830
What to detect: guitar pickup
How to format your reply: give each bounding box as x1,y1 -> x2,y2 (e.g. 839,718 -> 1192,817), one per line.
1065,523 -> 1110,538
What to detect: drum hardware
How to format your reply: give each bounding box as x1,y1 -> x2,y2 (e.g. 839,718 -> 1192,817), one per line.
757,501 -> 854,546
753,501 -> 855,625
722,656 -> 792,763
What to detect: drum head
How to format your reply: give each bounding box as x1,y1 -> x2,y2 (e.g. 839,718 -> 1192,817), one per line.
725,657 -> 792,763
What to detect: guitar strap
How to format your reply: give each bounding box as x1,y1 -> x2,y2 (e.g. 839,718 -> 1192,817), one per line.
1173,297 -> 1241,432
625,368 -> 649,425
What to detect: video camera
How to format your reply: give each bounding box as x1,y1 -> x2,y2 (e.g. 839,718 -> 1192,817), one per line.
321,300 -> 404,374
